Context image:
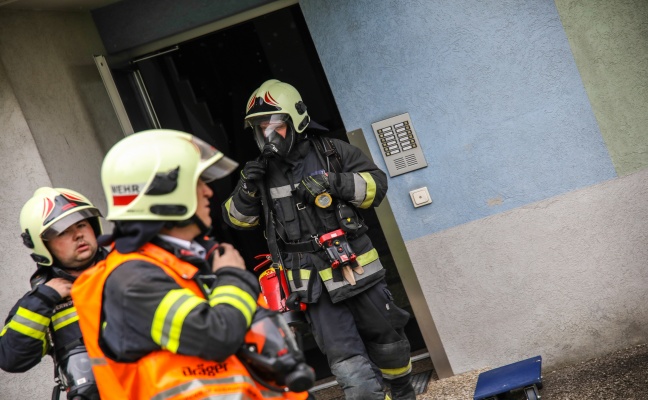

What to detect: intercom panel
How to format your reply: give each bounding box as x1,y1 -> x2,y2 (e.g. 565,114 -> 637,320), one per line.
370,113 -> 427,177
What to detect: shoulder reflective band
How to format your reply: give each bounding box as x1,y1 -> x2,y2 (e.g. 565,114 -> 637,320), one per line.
209,285 -> 257,327
152,288 -> 206,353
52,307 -> 78,331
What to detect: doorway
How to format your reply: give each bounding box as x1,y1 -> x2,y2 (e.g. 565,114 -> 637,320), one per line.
112,4 -> 426,381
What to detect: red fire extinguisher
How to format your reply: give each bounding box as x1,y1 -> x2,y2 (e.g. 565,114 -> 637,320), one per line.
253,254 -> 307,315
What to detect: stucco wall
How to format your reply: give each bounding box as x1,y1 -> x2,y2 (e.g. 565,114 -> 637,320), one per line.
408,168 -> 648,373
0,10 -> 122,398
556,0 -> 648,176
0,51 -> 55,400
299,0 -> 647,374
300,0 -> 616,240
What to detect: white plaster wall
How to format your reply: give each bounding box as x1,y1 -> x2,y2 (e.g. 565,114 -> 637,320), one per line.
0,54 -> 55,400
0,10 -> 123,398
0,10 -> 123,214
408,169 -> 648,374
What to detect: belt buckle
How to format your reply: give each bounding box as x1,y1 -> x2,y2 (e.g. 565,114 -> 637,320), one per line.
296,202 -> 306,210
311,235 -> 322,248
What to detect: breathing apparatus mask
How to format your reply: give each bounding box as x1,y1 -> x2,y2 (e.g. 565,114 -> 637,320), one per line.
248,114 -> 296,158
237,308 -> 315,393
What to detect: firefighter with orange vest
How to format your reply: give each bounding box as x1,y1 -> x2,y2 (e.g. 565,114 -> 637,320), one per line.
71,129 -> 313,400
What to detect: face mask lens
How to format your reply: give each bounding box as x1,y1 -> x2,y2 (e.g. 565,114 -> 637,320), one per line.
260,121 -> 287,140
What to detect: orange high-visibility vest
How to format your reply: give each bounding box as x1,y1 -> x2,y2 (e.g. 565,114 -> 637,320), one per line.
71,243 -> 307,400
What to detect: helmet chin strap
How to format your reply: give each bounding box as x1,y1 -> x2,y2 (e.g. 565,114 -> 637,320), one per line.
52,266 -> 80,282
164,215 -> 211,238
190,215 -> 211,237
51,249 -> 102,281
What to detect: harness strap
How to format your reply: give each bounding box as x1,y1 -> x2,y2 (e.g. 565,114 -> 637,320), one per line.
310,136 -> 343,173
280,240 -> 321,253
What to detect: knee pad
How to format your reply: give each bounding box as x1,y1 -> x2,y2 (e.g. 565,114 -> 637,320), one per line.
366,338 -> 411,371
331,355 -> 386,400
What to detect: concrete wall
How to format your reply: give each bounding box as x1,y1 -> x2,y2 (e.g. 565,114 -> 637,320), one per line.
299,0 -> 648,374
408,168 -> 648,373
0,50 -> 55,400
0,10 -> 122,398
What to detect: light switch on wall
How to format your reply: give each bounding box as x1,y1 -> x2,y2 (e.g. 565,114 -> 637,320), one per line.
409,187 -> 432,208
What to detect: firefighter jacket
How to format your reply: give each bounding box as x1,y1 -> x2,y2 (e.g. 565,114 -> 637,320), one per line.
71,240 -> 307,400
0,247 -> 108,373
223,136 -> 388,303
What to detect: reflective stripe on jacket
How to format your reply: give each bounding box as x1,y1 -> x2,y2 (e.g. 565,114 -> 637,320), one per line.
223,138 -> 388,303
71,243 -> 306,400
0,252 -> 107,374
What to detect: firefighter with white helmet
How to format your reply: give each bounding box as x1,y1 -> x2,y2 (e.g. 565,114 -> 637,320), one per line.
71,129 -> 312,399
223,80 -> 416,399
1,187 -> 105,399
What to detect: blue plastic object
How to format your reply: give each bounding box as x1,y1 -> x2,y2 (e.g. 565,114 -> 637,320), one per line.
473,355 -> 542,399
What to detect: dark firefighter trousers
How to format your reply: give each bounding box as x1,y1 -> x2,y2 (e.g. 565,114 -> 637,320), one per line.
306,280 -> 416,400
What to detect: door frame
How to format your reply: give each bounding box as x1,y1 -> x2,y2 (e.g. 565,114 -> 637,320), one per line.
97,0 -> 454,378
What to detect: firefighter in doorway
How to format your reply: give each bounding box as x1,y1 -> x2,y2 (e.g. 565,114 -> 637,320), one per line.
71,129 -> 311,400
1,187 -> 105,399
223,79 -> 416,399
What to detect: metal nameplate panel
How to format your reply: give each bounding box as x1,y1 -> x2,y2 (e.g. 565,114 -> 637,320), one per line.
371,113 -> 427,177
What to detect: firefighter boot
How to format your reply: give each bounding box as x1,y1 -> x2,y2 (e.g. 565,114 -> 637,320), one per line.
386,373 -> 416,400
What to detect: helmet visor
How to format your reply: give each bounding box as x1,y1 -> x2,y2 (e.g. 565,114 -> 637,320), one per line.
42,208 -> 101,241
191,136 -> 239,182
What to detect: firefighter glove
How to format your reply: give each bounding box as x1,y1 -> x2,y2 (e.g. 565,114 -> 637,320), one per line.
240,160 -> 266,195
295,173 -> 330,204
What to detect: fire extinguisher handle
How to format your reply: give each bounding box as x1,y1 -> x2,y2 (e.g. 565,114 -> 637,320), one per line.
253,254 -> 273,271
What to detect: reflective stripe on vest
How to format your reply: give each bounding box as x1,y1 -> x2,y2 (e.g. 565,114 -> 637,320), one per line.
151,375 -> 256,400
52,307 -> 78,331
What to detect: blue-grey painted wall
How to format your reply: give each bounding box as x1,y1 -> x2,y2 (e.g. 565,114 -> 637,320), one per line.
300,0 -> 616,241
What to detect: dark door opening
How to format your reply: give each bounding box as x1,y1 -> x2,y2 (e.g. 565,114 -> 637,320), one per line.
113,4 -> 426,381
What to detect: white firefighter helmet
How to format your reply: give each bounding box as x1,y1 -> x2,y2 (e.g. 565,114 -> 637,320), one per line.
101,129 -> 238,222
244,79 -> 310,157
20,187 -> 103,266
